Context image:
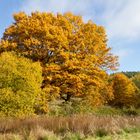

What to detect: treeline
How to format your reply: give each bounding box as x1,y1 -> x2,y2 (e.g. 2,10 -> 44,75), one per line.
0,12 -> 139,117
123,71 -> 140,78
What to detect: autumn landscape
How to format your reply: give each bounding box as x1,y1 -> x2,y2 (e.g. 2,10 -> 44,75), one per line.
0,1 -> 140,140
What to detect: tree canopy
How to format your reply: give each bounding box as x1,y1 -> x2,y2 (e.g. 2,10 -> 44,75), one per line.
122,71 -> 140,78
110,73 -> 138,107
0,52 -> 43,117
0,12 -> 118,102
132,74 -> 140,89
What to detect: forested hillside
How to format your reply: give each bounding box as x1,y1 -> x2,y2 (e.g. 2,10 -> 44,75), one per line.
122,71 -> 140,78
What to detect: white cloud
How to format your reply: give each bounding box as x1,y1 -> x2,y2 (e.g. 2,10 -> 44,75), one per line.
20,0 -> 139,65
20,0 -> 92,15
103,0 -> 140,40
20,0 -> 140,41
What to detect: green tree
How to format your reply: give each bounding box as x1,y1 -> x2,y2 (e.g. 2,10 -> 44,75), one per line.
0,52 -> 43,117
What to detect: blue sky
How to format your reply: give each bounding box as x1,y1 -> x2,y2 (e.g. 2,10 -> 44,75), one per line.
0,0 -> 140,72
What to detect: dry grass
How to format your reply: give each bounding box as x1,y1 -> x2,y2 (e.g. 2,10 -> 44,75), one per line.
0,115 -> 140,137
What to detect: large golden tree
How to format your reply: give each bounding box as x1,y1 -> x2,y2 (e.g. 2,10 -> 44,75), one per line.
0,12 -> 118,102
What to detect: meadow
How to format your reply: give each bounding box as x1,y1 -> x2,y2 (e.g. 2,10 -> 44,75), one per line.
0,11 -> 140,140
0,108 -> 140,140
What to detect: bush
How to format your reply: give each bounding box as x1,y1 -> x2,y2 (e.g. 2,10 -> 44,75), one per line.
122,107 -> 139,116
92,106 -> 123,116
0,52 -> 43,117
48,98 -> 95,116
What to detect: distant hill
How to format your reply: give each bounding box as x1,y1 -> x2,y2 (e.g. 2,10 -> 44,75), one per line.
122,71 -> 140,78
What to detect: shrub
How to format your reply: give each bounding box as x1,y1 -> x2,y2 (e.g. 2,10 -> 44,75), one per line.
48,98 -> 95,116
0,52 -> 43,117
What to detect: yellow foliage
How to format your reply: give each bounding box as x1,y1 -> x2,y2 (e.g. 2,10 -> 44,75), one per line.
85,73 -> 114,106
0,12 -> 118,102
0,52 -> 43,117
110,73 -> 138,107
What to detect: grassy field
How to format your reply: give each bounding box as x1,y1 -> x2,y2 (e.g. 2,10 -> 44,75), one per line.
0,131 -> 140,140
0,115 -> 140,140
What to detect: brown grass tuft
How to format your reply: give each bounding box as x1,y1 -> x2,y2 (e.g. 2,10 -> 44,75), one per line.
0,115 -> 140,139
